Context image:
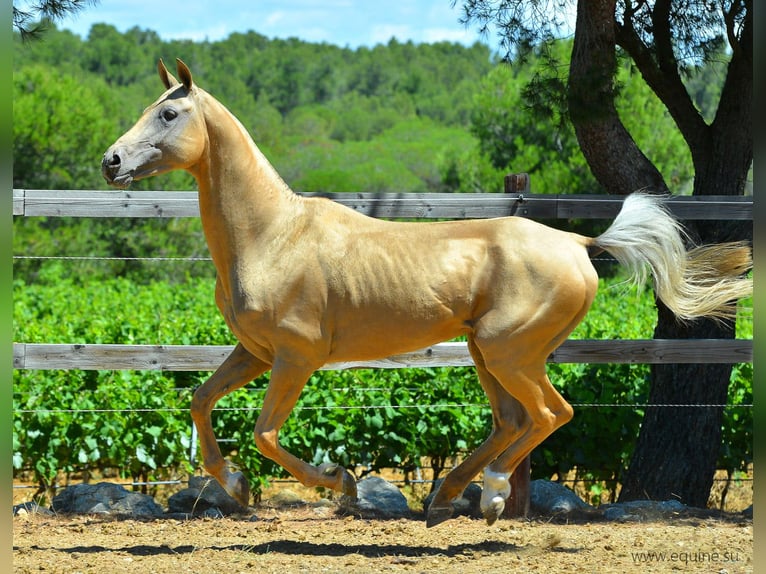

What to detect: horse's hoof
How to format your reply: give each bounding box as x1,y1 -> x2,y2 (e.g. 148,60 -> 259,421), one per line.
225,470 -> 250,509
425,504 -> 454,528
340,468 -> 357,499
482,497 -> 505,526
319,463 -> 357,499
319,462 -> 342,478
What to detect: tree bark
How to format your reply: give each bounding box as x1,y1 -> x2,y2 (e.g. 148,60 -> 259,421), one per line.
568,0 -> 667,194
619,311 -> 736,506
619,3 -> 752,505
567,0 -> 752,505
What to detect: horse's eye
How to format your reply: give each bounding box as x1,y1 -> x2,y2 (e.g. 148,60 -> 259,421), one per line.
161,108 -> 178,122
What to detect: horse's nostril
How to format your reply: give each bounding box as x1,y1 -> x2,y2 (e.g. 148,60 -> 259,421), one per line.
101,150 -> 123,181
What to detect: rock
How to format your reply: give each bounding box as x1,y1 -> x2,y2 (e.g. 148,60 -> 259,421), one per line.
353,476 -> 411,518
530,479 -> 592,515
51,482 -> 164,517
453,482 -> 483,518
13,501 -> 54,517
602,505 -> 636,522
167,475 -> 245,516
19,475 -> 734,525
423,479 -> 483,518
311,497 -> 335,508
166,488 -> 210,515
267,489 -> 306,507
600,499 -> 688,522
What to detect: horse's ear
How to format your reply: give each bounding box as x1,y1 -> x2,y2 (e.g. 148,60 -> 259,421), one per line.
176,58 -> 194,90
158,59 -> 179,89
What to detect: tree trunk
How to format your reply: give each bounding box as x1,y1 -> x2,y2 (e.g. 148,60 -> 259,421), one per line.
618,309 -> 735,506
619,4 -> 752,505
619,206 -> 751,506
568,0 -> 752,506
568,0 -> 667,195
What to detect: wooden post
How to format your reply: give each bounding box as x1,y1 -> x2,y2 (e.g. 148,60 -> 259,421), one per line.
504,173 -> 531,217
503,455 -> 531,518
500,171 -> 533,519
503,172 -> 530,195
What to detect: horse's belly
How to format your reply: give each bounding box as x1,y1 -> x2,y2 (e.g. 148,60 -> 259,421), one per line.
324,299 -> 469,362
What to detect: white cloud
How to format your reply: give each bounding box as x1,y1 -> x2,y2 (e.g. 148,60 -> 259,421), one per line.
370,24 -> 415,45
265,11 -> 286,27
168,24 -> 231,42
422,27 -> 475,44
44,0 -> 485,48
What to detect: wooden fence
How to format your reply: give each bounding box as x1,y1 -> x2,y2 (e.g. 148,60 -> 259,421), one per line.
12,187 -> 753,514
12,188 -> 753,371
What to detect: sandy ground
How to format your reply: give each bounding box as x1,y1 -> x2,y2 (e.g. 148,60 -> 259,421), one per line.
13,469 -> 754,573
13,502 -> 753,573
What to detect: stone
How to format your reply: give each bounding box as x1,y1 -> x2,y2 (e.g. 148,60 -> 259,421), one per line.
267,489 -> 305,507
51,482 -> 164,517
600,499 -> 688,522
13,501 -> 54,517
423,479 -> 483,518
166,475 -> 245,516
354,476 -> 411,518
529,479 -> 592,515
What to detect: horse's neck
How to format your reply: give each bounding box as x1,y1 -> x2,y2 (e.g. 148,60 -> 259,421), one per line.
193,91 -> 300,269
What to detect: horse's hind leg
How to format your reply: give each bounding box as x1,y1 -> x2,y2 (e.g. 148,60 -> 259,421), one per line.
477,276 -> 594,523
426,339 -> 530,528
190,343 -> 270,508
480,363 -> 574,524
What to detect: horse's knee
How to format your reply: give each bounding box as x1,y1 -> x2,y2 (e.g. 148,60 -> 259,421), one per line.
557,401 -> 574,427
190,386 -> 211,421
544,398 -> 574,432
532,399 -> 573,435
253,425 -> 279,460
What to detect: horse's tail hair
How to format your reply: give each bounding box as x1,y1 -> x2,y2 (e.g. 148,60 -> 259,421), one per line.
590,192 -> 752,321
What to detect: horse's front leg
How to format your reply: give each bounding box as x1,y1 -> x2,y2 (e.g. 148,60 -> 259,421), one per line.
190,343 -> 269,508
254,358 -> 357,499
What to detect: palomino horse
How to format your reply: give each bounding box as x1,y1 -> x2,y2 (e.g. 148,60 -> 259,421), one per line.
103,59 -> 752,527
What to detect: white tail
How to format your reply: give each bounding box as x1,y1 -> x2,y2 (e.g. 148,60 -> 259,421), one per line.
591,193 -> 752,320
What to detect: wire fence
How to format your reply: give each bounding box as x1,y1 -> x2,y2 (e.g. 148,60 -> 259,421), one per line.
12,190 -> 753,498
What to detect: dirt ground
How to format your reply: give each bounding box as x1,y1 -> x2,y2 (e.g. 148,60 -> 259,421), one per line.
13,480 -> 753,574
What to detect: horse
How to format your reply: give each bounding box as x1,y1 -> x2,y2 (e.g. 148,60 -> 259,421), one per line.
102,59 -> 752,528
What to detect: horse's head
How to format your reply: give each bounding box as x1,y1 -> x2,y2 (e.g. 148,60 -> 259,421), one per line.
102,59 -> 207,188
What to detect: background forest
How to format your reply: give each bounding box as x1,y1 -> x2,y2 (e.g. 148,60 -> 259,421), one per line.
12,23 -> 751,505
14,21 -> 718,284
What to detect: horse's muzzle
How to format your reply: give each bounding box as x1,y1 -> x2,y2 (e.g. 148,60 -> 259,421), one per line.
102,147 -> 132,188
102,144 -> 162,189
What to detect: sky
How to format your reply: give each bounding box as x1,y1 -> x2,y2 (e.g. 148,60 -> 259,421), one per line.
41,0 -> 494,49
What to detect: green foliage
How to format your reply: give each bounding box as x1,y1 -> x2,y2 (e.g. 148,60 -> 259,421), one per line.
14,367 -> 196,487
13,270 -> 752,500
13,64 -> 118,190
13,25 -> 706,285
12,21 -> 748,502
285,118 -> 482,194
469,39 -> 694,196
13,216 -> 213,284
12,22 -> 704,203
280,367 -> 490,482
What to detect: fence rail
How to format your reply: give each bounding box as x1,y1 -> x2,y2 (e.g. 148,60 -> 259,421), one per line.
13,189 -> 753,372
12,189 -> 754,219
13,188 -> 753,515
12,339 -> 753,371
